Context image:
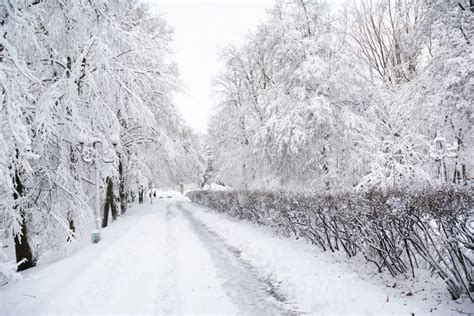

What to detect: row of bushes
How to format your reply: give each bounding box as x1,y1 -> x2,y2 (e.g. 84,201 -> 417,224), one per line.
186,189 -> 474,301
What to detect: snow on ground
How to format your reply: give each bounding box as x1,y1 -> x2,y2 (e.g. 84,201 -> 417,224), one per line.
0,194 -> 472,315
179,200 -> 474,315
0,195 -> 292,315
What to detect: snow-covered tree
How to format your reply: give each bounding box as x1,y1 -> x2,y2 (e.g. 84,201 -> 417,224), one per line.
208,0 -> 473,190
210,0 -> 370,190
0,0 -> 203,275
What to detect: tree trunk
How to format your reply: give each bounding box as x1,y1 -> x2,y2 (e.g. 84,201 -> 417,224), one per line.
462,164 -> 467,185
13,171 -> 34,271
118,158 -> 126,214
102,190 -> 109,228
138,190 -> 144,204
67,218 -> 75,242
102,177 -> 116,228
453,162 -> 458,184
14,213 -> 34,272
111,189 -> 118,221
443,160 -> 448,182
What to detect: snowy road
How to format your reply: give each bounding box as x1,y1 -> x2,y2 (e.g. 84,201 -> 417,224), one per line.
1,195 -> 470,315
0,198 -> 297,315
176,203 -> 298,315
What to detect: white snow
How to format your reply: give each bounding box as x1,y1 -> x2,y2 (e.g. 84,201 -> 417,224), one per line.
183,201 -> 474,315
0,199 -> 236,314
0,196 -> 472,315
202,182 -> 233,191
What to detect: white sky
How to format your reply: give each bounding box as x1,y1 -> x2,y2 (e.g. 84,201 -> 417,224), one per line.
147,0 -> 276,133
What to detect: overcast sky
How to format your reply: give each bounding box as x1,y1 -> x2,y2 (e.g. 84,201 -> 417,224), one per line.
147,0 -> 275,133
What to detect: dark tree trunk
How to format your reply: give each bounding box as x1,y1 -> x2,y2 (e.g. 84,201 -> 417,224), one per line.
102,177 -> 117,227
14,214 -> 34,272
111,193 -> 118,221
462,164 -> 467,185
453,162 -> 458,184
102,194 -> 109,228
118,158 -> 126,214
138,190 -> 144,204
67,145 -> 77,242
13,171 -> 34,272
67,218 -> 75,242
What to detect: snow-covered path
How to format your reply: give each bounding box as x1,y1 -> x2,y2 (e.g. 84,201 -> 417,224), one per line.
176,203 -> 298,315
0,198 -> 296,315
1,195 -> 471,315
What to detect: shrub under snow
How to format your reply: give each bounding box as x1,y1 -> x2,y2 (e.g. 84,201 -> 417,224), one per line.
186,189 -> 474,301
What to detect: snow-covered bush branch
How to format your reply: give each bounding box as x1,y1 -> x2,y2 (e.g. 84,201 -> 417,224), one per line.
187,189 -> 474,301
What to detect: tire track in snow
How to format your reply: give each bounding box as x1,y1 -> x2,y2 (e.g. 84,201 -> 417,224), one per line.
176,202 -> 301,315
155,203 -> 182,314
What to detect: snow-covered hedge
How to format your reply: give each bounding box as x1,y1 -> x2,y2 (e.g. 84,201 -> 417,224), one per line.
186,189 -> 474,301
